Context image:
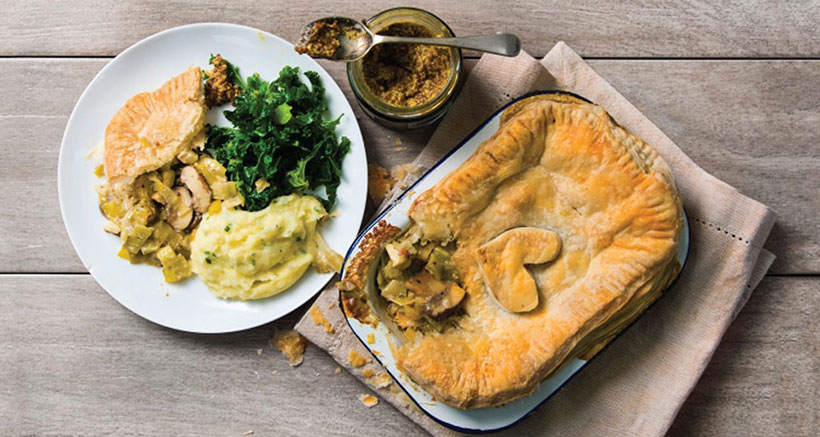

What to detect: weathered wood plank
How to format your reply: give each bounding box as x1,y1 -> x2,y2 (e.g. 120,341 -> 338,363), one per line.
1,58 -> 816,273
1,274 -> 815,435
0,274 -> 420,436
2,1 -> 820,58
668,275 -> 819,436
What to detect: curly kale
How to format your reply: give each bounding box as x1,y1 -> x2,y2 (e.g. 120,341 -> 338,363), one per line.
206,58 -> 350,212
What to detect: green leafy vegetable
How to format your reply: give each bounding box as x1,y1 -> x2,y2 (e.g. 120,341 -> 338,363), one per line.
205,58 -> 350,212
274,103 -> 293,125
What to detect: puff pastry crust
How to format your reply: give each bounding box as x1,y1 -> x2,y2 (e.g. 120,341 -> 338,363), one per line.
104,66 -> 205,183
392,93 -> 683,409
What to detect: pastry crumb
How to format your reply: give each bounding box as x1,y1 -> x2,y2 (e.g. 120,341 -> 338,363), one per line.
394,137 -> 402,145
243,431 -> 254,436
359,393 -> 379,408
348,349 -> 371,367
390,163 -> 421,183
366,333 -> 375,344
273,330 -> 307,367
397,391 -> 412,405
367,164 -> 395,204
372,372 -> 393,389
309,305 -> 334,333
271,370 -> 278,375
256,348 -> 263,356
334,366 -> 342,374
362,368 -> 376,378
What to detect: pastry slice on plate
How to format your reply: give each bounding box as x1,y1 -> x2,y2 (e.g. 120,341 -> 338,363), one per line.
104,66 -> 206,184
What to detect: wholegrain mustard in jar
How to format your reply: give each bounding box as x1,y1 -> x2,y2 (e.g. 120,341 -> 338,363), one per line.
347,8 -> 464,129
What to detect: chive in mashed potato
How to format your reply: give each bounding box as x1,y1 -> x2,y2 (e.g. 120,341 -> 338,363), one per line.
190,194 -> 341,300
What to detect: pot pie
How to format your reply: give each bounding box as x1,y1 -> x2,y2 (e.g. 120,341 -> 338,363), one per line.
341,92 -> 683,409
96,66 -> 242,282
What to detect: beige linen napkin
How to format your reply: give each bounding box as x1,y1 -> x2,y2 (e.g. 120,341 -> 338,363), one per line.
295,42 -> 777,436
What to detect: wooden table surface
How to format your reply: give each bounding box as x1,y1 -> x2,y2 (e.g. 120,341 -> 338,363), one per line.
2,1 -> 818,435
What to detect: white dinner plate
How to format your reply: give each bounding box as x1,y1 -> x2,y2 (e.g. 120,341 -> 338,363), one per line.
58,23 -> 367,333
341,91 -> 690,432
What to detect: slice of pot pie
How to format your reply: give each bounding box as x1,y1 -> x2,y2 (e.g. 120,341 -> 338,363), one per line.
341,92 -> 683,409
104,66 -> 206,184
96,67 -> 219,282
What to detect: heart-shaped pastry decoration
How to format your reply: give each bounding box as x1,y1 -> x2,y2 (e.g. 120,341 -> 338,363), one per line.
475,227 -> 561,312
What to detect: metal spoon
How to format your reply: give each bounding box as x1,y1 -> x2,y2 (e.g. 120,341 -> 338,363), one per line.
297,17 -> 521,61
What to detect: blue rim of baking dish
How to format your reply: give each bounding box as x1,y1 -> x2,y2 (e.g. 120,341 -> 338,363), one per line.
338,90 -> 691,433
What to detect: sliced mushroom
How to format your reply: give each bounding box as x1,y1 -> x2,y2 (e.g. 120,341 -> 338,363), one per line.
405,270 -> 467,319
426,282 -> 467,319
475,227 -> 561,313
166,186 -> 194,230
187,211 -> 202,231
179,165 -> 212,213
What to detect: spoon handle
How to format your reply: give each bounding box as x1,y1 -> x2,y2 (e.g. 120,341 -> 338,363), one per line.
374,33 -> 521,57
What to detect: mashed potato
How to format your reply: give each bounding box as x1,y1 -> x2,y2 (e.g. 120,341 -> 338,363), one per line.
191,194 -> 331,300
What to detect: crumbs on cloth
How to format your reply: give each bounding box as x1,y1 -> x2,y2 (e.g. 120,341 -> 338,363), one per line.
348,349 -> 371,367
273,330 -> 307,367
367,163 -> 423,204
369,372 -> 393,389
390,163 -> 422,190
367,164 -> 394,204
309,305 -> 334,333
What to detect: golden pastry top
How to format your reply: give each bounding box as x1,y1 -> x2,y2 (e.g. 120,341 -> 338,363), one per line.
104,67 -> 206,184
399,94 -> 682,409
343,92 -> 683,409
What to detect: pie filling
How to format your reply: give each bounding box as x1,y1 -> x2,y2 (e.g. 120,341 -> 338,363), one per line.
97,155 -> 241,282
375,225 -> 467,337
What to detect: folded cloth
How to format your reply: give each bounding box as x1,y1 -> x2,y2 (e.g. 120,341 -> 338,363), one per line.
296,42 -> 776,436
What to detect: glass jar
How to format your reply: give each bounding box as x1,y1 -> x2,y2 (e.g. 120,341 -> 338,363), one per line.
347,7 -> 464,130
